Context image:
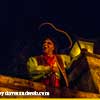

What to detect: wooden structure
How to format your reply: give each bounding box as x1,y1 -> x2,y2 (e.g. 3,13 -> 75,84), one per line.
69,52 -> 100,94
0,62 -> 100,98
0,40 -> 100,98
0,75 -> 46,98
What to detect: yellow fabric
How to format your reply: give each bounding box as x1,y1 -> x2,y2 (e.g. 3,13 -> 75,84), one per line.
27,54 -> 70,80
60,54 -> 70,68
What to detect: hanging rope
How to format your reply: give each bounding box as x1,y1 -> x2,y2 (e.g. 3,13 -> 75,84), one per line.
39,22 -> 73,48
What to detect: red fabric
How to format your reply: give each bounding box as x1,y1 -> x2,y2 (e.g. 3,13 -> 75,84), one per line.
55,78 -> 60,87
43,54 -> 60,88
44,54 -> 56,66
43,74 -> 60,88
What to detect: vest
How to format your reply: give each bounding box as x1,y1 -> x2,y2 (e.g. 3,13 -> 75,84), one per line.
35,55 -> 69,88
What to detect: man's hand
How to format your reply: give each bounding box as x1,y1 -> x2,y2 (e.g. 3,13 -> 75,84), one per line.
51,66 -> 59,73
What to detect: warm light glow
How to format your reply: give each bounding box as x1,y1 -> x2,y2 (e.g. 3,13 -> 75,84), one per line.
79,41 -> 94,53
70,40 -> 94,58
70,42 -> 81,58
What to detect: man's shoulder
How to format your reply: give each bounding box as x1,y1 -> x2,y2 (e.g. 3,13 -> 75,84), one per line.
27,55 -> 44,65
29,55 -> 44,62
56,54 -> 71,62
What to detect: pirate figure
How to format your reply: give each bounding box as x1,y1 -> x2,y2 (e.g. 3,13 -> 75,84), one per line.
27,22 -> 72,97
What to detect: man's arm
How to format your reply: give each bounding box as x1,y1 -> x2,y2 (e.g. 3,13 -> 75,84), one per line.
27,57 -> 51,80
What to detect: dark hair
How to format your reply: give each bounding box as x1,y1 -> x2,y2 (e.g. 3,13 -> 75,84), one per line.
42,35 -> 57,54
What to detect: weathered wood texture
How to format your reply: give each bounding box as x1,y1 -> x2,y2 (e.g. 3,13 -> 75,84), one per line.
68,52 -> 100,94
0,52 -> 100,98
86,53 -> 100,93
0,75 -> 46,92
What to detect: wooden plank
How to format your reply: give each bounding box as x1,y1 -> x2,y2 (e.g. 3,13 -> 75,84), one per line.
0,75 -> 46,91
86,54 -> 100,93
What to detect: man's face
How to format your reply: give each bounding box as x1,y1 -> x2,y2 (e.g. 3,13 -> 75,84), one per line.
42,38 -> 55,54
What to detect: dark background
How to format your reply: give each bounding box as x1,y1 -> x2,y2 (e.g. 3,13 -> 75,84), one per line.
0,0 -> 100,76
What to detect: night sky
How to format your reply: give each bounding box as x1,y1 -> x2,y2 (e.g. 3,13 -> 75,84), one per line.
0,0 -> 100,76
